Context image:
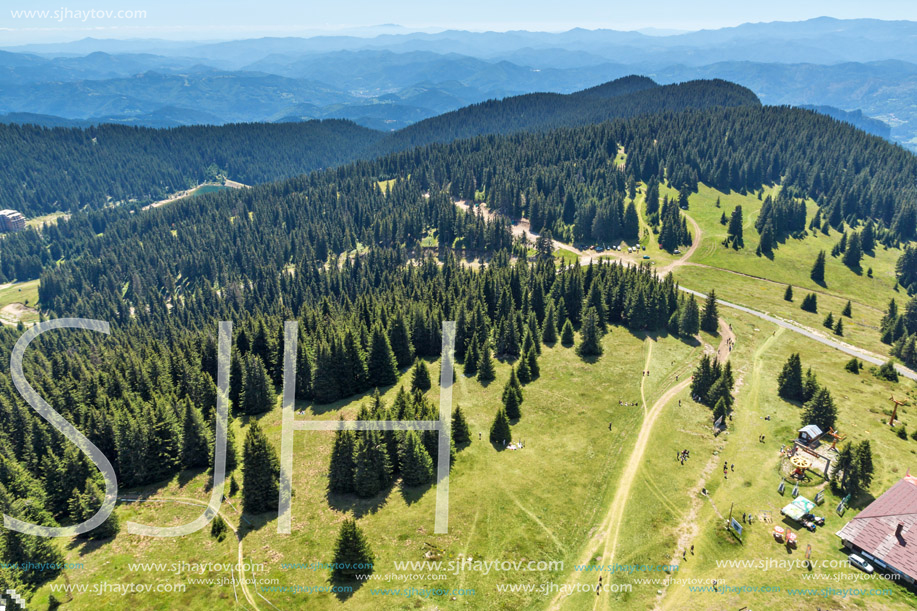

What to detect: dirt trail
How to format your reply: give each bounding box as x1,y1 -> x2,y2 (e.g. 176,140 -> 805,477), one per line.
124,495 -> 259,610
548,329 -> 728,611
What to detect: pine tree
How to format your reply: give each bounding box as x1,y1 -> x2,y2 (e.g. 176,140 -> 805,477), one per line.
367,325 -> 399,388
679,295 -> 700,336
842,301 -> 852,317
330,519 -> 375,582
810,250 -> 826,284
801,387 -> 837,432
181,399 -> 211,469
410,359 -> 432,393
210,514 -> 228,542
700,290 -> 719,334
560,318 -> 575,346
525,345 -> 540,380
68,479 -> 120,540
801,293 -> 818,313
353,431 -> 392,498
503,382 -> 523,420
844,358 -> 860,374
476,339 -> 496,383
452,406 -> 471,446
725,206 -> 744,248
489,408 -> 512,445
843,233 -> 863,269
400,430 -> 434,487
148,400 -> 182,482
329,423 -> 355,494
823,312 -> 834,329
784,285 -> 793,301
802,368 -> 820,402
241,354 -> 274,415
463,333 -> 479,377
777,353 -> 804,401
516,353 -> 532,383
834,318 -> 844,336
577,307 -> 603,357
541,303 -> 558,344
242,421 -> 280,514
503,367 -> 524,405
713,397 -> 729,424
388,312 -> 414,369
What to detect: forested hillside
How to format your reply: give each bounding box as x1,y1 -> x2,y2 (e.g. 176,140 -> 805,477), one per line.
374,78 -> 759,152
0,77 -> 758,216
0,119 -> 383,215
1,72 -> 917,603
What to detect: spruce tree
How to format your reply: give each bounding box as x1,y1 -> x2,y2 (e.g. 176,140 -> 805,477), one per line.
725,206 -> 744,248
823,312 -> 834,329
541,304 -> 558,344
844,358 -> 860,374
489,407 -> 512,445
242,421 -> 280,514
713,397 -> 729,424
331,519 -> 375,582
801,387 -> 838,432
367,326 -> 399,388
503,382 -> 523,420
148,400 -> 182,482
463,333 -> 479,377
810,250 -> 826,284
784,285 -> 793,301
700,290 -> 719,334
388,312 -> 415,369
843,233 -> 863,269
69,479 -> 120,540
452,406 -> 471,446
801,293 -> 818,313
241,353 -> 275,415
517,355 -> 532,383
210,514 -> 228,542
329,423 -> 355,494
777,353 -> 804,401
842,301 -> 852,317
410,359 -> 432,393
400,431 -> 434,487
476,339 -> 496,383
560,318 -> 575,346
181,399 -> 212,469
525,345 -> 540,380
353,431 -> 392,498
679,295 -> 700,336
834,318 -> 844,336
577,307 -> 603,357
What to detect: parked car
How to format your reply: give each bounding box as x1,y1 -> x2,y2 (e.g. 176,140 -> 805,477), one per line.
674,249 -> 681,254
643,255 -> 650,260
848,554 -> 874,574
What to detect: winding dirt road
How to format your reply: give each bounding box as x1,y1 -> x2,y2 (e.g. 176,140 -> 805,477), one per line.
121,495 -> 259,610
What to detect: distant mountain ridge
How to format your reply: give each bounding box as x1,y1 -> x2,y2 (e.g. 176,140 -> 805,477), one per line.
0,19 -> 915,148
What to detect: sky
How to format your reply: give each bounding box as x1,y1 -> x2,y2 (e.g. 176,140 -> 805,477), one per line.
1,0 -> 915,44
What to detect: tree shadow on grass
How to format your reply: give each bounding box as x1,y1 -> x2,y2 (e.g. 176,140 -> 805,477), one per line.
67,534 -> 113,557
400,479 -> 433,507
326,485 -> 392,520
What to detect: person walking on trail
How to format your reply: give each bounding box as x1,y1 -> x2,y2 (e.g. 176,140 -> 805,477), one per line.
731,463 -> 734,472
690,545 -> 694,555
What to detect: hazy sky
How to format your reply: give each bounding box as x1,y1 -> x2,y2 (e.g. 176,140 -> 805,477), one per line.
1,0 -> 915,44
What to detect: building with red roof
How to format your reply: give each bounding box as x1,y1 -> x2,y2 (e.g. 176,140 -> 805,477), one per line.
836,474 -> 917,584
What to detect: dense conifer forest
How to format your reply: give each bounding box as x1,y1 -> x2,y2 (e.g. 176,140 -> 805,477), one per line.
1,75 -> 917,597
